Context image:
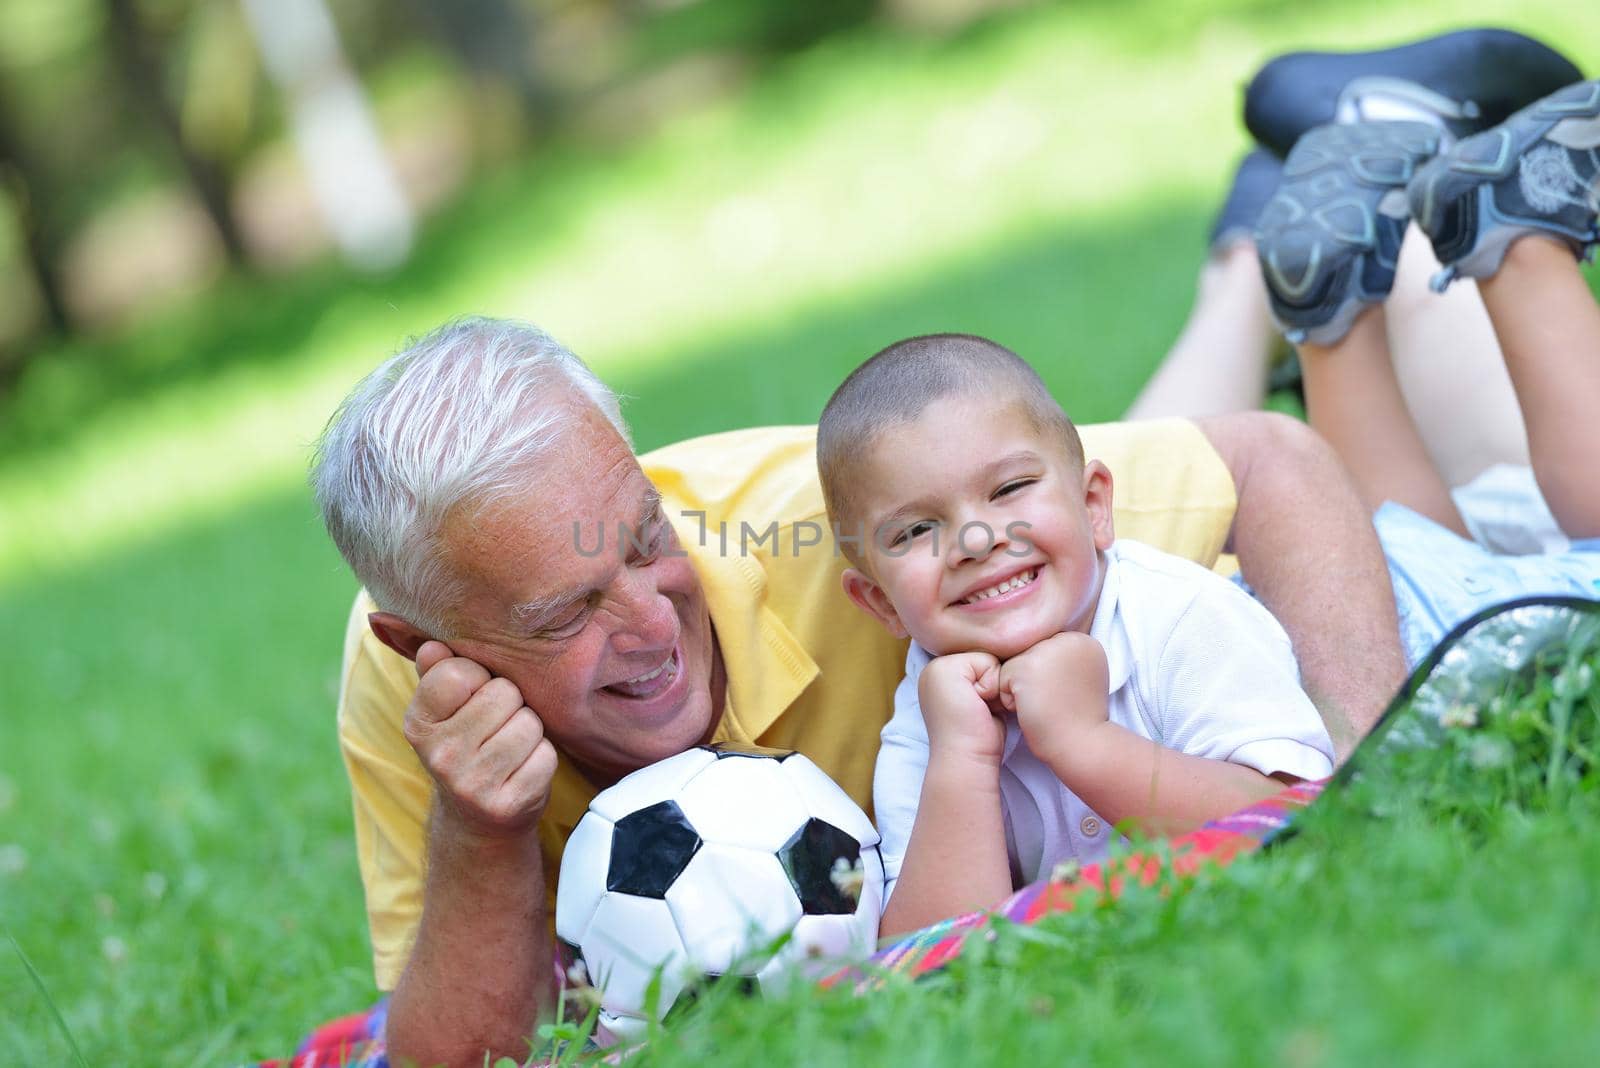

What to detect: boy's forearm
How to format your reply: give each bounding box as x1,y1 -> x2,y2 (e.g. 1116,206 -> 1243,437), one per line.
1039,722 -> 1285,838
879,755 -> 1013,939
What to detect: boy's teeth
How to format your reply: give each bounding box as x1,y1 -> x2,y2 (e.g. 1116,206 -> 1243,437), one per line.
962,569 -> 1037,605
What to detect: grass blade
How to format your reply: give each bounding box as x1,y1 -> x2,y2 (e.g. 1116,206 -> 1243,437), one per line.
4,926 -> 90,1068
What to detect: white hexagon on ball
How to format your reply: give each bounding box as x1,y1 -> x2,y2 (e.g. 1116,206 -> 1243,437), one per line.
665,843 -> 802,973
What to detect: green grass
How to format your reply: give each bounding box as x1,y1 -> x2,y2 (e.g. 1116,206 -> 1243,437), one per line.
626,611 -> 1600,1067
5,1 -> 1600,1063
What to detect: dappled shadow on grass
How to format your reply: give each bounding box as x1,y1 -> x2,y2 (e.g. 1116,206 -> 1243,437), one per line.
0,484 -> 373,1064
614,200 -> 1207,452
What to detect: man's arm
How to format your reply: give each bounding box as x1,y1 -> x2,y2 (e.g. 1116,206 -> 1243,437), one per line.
384,644 -> 559,1068
1196,412 -> 1406,760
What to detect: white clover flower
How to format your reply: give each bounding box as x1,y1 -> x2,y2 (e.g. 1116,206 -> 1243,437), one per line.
1553,663 -> 1596,701
1467,735 -> 1513,770
565,958 -> 589,987
1440,704 -> 1479,729
101,935 -> 128,965
0,844 -> 26,877
829,856 -> 865,903
1050,858 -> 1082,884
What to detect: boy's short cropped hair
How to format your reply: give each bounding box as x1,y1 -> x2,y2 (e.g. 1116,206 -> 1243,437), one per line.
817,333 -> 1084,557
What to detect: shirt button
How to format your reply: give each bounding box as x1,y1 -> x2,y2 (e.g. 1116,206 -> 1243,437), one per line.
1080,815 -> 1101,837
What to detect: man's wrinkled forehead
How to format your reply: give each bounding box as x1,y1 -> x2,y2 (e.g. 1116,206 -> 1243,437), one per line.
442,411 -> 646,598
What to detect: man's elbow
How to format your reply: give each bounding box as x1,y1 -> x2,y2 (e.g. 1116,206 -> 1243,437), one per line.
1195,410 -> 1332,490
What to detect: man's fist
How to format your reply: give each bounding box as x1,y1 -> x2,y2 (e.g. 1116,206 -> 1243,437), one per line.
404,641 -> 559,837
917,650 -> 1007,765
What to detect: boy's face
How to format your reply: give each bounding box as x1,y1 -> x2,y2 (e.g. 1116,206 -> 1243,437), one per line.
841,394 -> 1114,660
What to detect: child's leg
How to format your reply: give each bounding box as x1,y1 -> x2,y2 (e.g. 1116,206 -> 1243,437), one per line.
1476,237 -> 1600,538
1298,304 -> 1469,534
1407,78 -> 1600,537
1254,120 -> 1469,532
1125,243 -> 1276,419
1384,227 -> 1531,485
1127,151 -> 1283,420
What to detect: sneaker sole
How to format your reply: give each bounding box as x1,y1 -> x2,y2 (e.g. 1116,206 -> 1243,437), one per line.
1245,28 -> 1583,157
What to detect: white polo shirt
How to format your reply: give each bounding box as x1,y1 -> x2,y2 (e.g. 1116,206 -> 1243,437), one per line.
873,539 -> 1334,899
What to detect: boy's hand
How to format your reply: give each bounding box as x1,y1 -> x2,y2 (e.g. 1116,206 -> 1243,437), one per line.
917,651 -> 1006,765
999,632 -> 1111,766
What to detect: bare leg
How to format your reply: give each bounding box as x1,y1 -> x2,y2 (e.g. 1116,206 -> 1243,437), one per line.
1385,227 -> 1531,485
1476,237 -> 1600,539
1297,303 -> 1469,536
1125,243 -> 1276,419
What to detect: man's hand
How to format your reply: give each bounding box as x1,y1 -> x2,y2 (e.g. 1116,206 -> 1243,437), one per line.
406,641 -> 559,837
998,632 -> 1110,769
917,651 -> 1006,766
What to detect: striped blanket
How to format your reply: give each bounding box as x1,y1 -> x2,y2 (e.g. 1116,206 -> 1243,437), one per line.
255,780 -> 1321,1067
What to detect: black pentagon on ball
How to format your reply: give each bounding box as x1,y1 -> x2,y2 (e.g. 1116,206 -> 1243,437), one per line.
608,800 -> 702,898
778,817 -> 862,915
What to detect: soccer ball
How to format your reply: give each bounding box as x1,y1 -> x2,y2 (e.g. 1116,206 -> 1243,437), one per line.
555,744 -> 885,1045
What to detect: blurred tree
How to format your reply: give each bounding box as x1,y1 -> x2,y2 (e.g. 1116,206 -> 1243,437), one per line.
240,0 -> 414,270
397,0 -> 557,126
103,0 -> 247,264
0,84 -> 72,337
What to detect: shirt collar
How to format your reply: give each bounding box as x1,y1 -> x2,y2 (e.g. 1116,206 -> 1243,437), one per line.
1087,542 -> 1134,695
673,513 -> 819,745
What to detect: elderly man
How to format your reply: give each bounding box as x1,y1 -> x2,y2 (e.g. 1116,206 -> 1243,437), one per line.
313,317 -> 1402,1066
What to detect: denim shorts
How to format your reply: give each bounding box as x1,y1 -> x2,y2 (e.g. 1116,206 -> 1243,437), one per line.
1377,500 -> 1600,667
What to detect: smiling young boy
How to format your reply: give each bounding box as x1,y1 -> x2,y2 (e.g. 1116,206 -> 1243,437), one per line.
817,334 -> 1335,937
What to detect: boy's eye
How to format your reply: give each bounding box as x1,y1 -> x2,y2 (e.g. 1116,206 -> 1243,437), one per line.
994,478 -> 1036,498
892,520 -> 936,547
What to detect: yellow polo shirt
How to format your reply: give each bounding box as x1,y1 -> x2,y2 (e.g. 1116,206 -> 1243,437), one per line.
336,419 -> 1236,990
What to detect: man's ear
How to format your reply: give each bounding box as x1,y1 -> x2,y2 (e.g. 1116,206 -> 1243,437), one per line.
841,568 -> 909,640
368,612 -> 432,663
1082,459 -> 1116,551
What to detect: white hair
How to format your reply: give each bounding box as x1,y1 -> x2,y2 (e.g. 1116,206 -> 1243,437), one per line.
311,317 -> 630,637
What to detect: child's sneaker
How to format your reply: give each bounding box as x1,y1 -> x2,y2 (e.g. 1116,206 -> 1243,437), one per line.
1408,80 -> 1600,288
1255,121 -> 1442,345
1246,28 -> 1583,158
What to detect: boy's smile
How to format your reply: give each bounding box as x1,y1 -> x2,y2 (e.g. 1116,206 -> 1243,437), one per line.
842,394 -> 1116,660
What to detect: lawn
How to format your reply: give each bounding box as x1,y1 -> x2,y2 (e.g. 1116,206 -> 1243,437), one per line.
4,1 -> 1600,1064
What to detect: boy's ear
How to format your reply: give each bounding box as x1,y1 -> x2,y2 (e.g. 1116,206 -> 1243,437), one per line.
1082,459 -> 1115,551
368,612 -> 431,662
841,568 -> 909,640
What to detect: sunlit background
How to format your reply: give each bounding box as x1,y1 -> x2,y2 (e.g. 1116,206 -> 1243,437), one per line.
4,1 -> 1599,1062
